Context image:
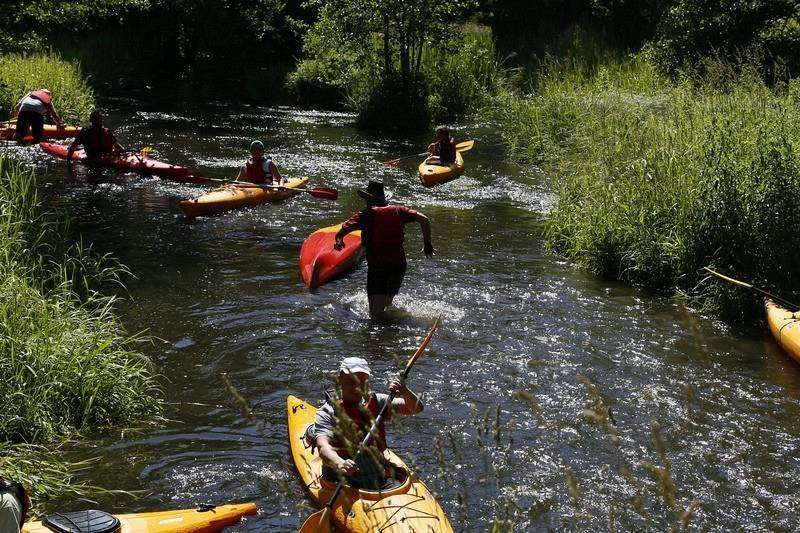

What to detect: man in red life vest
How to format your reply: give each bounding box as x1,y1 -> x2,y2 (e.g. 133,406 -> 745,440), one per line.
426,125 -> 456,165
237,140 -> 285,185
334,180 -> 434,320
12,89 -> 63,143
0,477 -> 29,533
66,110 -> 124,162
309,357 -> 423,490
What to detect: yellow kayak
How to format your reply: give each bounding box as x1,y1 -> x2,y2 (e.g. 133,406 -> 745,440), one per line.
23,503 -> 257,533
180,176 -> 309,217
418,151 -> 464,188
287,395 -> 453,533
765,298 -> 800,364
1,123 -> 79,142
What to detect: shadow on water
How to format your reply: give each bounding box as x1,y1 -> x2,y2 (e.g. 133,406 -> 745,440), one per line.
6,96 -> 800,530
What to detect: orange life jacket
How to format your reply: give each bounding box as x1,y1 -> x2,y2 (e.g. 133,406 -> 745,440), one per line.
336,393 -> 387,456
244,156 -> 269,184
85,127 -> 115,156
30,90 -> 52,106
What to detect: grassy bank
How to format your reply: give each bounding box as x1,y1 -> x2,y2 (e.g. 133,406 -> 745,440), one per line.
492,56 -> 800,319
0,157 -> 162,513
0,52 -> 94,123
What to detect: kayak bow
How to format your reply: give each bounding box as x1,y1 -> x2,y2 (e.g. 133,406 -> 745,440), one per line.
299,224 -> 363,289
418,151 -> 464,188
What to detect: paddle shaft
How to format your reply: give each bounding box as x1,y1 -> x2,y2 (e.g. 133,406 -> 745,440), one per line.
199,177 -> 328,194
319,314 -> 442,517
385,140 -> 474,165
704,267 -> 799,311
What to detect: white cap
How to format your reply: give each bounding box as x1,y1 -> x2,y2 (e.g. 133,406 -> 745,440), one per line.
339,357 -> 371,376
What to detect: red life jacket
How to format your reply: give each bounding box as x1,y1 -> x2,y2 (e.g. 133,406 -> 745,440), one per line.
244,156 -> 270,184
362,206 -> 407,253
30,90 -> 52,106
85,127 -> 115,156
336,393 -> 387,456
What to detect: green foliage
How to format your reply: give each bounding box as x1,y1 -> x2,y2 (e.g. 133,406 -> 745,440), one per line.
0,157 -> 162,445
651,0 -> 800,78
492,55 -> 800,319
0,53 -> 95,123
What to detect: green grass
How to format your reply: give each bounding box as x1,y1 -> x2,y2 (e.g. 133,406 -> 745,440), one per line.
0,156 -> 162,512
492,55 -> 800,320
0,52 -> 95,124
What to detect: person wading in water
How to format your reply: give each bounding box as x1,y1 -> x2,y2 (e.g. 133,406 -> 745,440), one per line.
11,89 -> 63,143
334,180 -> 434,320
66,110 -> 124,163
306,357 -> 424,490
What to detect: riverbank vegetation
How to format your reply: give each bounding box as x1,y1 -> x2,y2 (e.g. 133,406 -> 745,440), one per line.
0,157 -> 163,513
0,52 -> 95,123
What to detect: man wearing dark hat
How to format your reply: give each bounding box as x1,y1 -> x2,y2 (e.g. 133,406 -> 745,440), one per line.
335,180 -> 434,320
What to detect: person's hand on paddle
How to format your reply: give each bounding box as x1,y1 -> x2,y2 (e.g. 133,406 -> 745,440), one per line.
336,458 -> 357,476
422,241 -> 435,258
388,377 -> 408,395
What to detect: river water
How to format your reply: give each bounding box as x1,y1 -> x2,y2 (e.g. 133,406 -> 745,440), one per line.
9,96 -> 800,531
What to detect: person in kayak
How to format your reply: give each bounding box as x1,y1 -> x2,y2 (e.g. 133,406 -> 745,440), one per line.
334,180 -> 434,320
426,126 -> 456,165
66,110 -> 124,162
11,89 -> 63,143
237,140 -> 285,185
307,356 -> 423,490
0,477 -> 29,533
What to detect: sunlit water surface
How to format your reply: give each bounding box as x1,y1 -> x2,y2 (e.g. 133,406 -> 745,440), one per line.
6,96 -> 800,531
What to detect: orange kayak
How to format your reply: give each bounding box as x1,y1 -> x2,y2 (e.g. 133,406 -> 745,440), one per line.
287,396 -> 453,533
418,151 -> 464,188
23,503 -> 257,533
765,298 -> 800,364
1,123 -> 79,142
180,177 -> 309,217
299,224 -> 362,288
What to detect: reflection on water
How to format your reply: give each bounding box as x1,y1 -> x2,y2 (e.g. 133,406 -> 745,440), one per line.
9,97 -> 800,531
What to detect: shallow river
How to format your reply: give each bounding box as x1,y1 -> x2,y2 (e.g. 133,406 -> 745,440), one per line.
9,96 -> 800,531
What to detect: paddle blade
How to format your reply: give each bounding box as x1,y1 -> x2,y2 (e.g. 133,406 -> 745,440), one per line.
299,508 -> 331,533
404,314 -> 443,375
385,158 -> 401,167
309,187 -> 339,200
703,267 -> 753,290
456,140 -> 475,152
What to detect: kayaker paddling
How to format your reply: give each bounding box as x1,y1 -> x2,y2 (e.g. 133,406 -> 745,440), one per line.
0,476 -> 29,533
426,125 -> 457,166
237,140 -> 285,185
66,110 -> 124,163
307,356 -> 423,490
334,180 -> 434,320
11,89 -> 63,143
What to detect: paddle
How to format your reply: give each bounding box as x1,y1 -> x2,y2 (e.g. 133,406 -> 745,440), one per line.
703,267 -> 799,311
384,139 -> 475,167
197,176 -> 339,201
299,314 -> 443,533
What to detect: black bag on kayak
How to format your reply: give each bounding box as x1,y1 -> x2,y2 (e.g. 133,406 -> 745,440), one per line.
42,510 -> 121,533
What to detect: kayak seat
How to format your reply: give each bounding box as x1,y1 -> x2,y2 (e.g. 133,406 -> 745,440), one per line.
42,510 -> 121,533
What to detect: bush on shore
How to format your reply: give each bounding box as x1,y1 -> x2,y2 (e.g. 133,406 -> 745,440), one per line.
492,55 -> 800,320
0,157 -> 162,512
0,52 -> 94,123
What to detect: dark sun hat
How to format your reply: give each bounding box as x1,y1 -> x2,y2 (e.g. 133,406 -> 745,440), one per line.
357,180 -> 392,205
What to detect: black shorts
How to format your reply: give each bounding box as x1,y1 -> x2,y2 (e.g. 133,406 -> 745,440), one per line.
367,261 -> 406,296
16,110 -> 44,142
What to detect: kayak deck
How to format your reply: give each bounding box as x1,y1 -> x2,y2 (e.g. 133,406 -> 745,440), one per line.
287,395 -> 453,533
299,224 -> 363,288
39,141 -> 203,182
765,298 -> 800,365
418,151 -> 464,188
1,123 -> 79,142
23,503 -> 257,533
180,177 -> 309,217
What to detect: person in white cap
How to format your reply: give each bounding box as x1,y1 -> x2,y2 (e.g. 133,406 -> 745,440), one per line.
307,356 -> 423,490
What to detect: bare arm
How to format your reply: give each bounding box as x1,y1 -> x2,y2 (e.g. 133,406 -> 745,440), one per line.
49,105 -> 62,125
66,140 -> 79,162
334,218 -> 361,250
269,161 -> 284,185
236,166 -> 247,181
388,379 -> 424,415
413,212 -> 434,257
316,435 -> 356,475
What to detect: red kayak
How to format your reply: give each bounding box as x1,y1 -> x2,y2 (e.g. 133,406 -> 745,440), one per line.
299,223 -> 363,288
39,142 -> 205,182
